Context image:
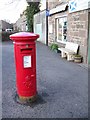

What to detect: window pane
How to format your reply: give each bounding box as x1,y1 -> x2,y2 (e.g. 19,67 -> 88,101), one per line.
63,19 -> 67,42
58,19 -> 62,40
56,17 -> 67,42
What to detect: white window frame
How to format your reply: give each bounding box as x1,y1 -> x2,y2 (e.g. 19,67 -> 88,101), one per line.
56,15 -> 67,44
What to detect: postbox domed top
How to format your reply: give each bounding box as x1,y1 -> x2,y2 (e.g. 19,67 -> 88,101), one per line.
10,32 -> 39,42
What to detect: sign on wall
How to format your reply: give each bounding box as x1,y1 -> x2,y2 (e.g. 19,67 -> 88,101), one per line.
46,10 -> 50,16
69,0 -> 90,13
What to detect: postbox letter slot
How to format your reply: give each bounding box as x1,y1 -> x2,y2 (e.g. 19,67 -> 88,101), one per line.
20,48 -> 32,52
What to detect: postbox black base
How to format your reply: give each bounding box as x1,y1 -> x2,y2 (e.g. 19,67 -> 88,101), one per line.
15,93 -> 37,105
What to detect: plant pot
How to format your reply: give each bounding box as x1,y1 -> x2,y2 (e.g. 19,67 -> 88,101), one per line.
74,56 -> 82,63
54,49 -> 60,53
54,49 -> 58,53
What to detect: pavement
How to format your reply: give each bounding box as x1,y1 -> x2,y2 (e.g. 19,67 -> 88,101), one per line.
2,41 -> 88,118
0,43 -> 2,119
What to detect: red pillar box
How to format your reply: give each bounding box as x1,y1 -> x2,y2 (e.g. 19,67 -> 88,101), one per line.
10,32 -> 39,103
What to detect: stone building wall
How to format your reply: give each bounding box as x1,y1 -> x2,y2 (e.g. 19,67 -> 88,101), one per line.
0,20 -> 13,31
48,15 -> 56,45
67,10 -> 88,63
15,11 -> 27,31
48,0 -> 69,10
48,1 -> 88,63
48,0 -> 60,10
48,0 -> 69,46
48,9 -> 68,46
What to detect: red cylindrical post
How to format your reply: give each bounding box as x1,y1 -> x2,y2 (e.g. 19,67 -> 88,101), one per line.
10,32 -> 39,103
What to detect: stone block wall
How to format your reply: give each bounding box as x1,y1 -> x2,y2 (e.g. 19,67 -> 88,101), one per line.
48,15 -> 56,45
48,0 -> 69,10
48,10 -> 68,46
48,0 -> 61,10
67,10 -> 88,63
48,1 -> 88,63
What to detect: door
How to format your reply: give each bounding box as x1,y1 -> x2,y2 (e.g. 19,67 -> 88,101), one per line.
35,24 -> 42,42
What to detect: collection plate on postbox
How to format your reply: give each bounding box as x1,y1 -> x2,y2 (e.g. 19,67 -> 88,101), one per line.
23,55 -> 31,68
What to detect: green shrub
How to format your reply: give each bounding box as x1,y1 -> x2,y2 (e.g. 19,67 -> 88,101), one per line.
50,43 -> 58,51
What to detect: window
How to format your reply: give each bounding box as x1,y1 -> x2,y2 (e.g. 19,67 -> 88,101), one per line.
56,17 -> 67,43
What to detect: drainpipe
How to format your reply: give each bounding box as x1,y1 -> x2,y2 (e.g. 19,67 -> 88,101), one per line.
88,2 -> 90,64
46,1 -> 48,46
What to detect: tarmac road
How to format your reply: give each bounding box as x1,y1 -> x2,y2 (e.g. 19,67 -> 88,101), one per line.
0,43 -> 2,119
2,41 -> 88,118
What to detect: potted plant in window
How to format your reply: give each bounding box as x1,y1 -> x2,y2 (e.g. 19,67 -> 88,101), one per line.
73,54 -> 83,63
50,43 -> 59,53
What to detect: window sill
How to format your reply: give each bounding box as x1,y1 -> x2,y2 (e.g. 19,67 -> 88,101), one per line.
57,40 -> 67,44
